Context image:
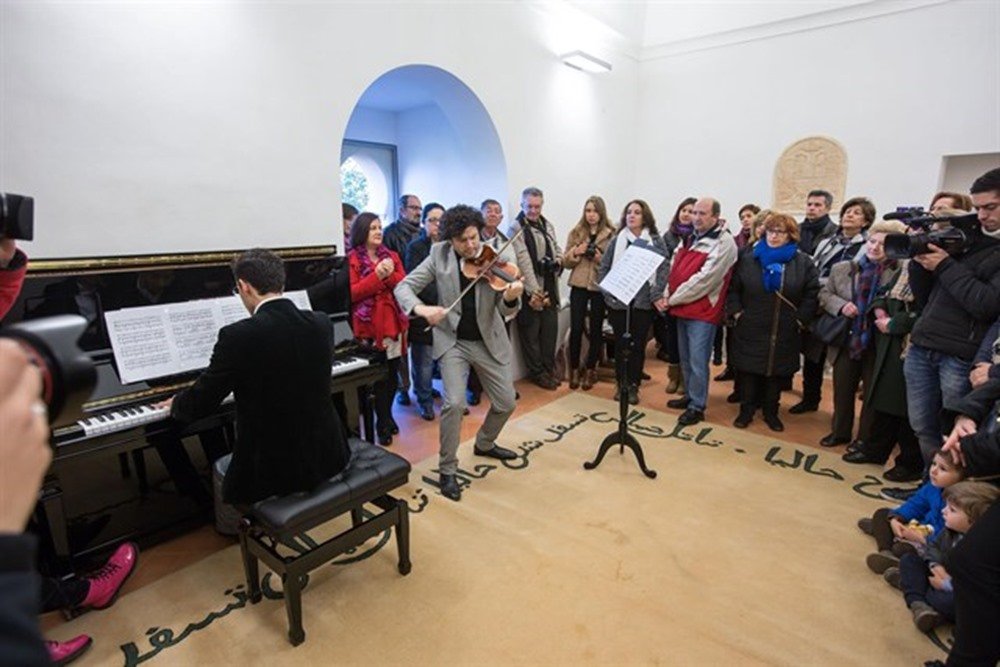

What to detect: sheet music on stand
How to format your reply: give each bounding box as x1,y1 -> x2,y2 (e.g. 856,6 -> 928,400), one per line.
104,290 -> 312,384
597,242 -> 665,304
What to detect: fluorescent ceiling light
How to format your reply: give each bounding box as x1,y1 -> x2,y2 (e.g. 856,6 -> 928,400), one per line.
560,51 -> 611,73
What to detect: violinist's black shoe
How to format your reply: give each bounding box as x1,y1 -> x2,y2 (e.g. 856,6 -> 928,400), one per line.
439,474 -> 462,501
474,445 -> 517,461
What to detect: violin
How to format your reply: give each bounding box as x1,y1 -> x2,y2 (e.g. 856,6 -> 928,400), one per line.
461,244 -> 522,291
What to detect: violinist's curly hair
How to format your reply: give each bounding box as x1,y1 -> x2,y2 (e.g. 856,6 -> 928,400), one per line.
440,204 -> 484,241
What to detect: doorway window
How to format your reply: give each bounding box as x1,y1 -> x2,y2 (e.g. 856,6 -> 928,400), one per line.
340,140 -> 398,221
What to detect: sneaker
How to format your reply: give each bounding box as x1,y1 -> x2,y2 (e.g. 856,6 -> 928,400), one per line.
857,517 -> 874,535
881,486 -> 919,503
911,601 -> 944,633
866,550 -> 899,574
80,542 -> 139,610
883,567 -> 902,590
46,635 -> 93,666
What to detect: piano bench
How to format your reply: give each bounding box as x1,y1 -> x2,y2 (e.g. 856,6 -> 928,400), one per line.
236,438 -> 412,647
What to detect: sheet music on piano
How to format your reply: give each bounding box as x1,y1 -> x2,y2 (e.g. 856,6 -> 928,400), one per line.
104,290 -> 313,384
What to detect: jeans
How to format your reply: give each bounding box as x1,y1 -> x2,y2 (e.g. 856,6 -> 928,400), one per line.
676,318 -> 717,411
410,342 -> 435,411
899,552 -> 955,621
903,344 -> 972,465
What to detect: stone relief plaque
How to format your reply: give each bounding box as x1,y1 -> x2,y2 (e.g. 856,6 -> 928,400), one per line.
773,136 -> 847,214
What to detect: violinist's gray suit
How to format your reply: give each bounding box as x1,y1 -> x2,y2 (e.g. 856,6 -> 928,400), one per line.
395,241 -> 521,475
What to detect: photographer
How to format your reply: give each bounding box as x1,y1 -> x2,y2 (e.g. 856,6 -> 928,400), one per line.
0,235 -> 28,320
903,167 -> 1000,471
0,339 -> 51,665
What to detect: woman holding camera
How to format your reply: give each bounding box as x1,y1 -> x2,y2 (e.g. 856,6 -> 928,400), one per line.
563,196 -> 615,390
598,200 -> 670,405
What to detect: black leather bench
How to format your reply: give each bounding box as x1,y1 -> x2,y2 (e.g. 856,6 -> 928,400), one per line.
237,438 -> 412,645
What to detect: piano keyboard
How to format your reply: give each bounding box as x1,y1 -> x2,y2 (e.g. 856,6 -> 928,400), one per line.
76,356 -> 371,437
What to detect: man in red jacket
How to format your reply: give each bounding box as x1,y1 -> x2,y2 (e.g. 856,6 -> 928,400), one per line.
657,197 -> 738,426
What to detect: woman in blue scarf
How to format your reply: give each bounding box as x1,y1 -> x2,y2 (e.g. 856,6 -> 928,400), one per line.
725,214 -> 820,431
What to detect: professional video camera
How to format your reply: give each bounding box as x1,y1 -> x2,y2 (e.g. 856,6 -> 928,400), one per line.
1,316 -> 96,429
1,192 -> 34,241
882,208 -> 981,260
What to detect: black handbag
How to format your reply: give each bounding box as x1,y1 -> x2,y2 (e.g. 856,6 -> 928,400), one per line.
813,312 -> 850,347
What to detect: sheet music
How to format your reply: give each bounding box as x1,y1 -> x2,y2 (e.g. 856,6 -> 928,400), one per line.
105,291 -> 313,384
598,244 -> 665,304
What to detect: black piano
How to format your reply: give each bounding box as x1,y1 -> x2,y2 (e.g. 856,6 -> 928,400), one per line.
0,246 -> 385,575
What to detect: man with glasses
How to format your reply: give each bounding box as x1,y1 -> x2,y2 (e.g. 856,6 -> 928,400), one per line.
383,194 -> 423,406
658,197 -> 738,426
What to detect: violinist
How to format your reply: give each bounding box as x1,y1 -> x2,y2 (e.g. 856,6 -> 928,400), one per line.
395,204 -> 523,502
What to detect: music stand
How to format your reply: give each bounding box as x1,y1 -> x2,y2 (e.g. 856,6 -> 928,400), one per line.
583,242 -> 662,478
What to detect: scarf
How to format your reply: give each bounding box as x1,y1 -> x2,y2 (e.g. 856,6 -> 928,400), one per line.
753,240 -> 798,293
848,255 -> 897,360
352,244 -> 397,323
800,215 -> 832,255
670,220 -> 693,239
612,227 -> 657,286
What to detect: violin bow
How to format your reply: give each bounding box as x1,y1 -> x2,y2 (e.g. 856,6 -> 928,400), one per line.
427,225 -> 526,329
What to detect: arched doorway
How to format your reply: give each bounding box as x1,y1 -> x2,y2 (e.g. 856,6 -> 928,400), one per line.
340,65 -> 508,233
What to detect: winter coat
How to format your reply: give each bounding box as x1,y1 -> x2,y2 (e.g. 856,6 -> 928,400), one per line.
864,261 -> 919,417
725,247 -> 819,377
563,225 -> 615,292
597,231 -> 670,311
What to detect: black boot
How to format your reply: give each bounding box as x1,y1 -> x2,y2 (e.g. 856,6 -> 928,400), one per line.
733,405 -> 754,428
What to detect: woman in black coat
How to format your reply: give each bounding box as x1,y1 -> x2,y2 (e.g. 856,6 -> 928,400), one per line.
726,213 -> 820,431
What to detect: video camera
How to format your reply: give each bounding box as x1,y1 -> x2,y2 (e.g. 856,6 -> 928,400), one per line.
882,208 -> 981,260
1,192 -> 34,241
1,316 -> 96,429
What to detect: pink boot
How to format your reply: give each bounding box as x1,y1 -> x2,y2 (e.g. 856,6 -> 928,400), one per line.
80,541 -> 139,610
46,634 -> 92,665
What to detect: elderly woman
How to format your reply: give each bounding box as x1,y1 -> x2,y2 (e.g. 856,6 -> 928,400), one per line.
841,221 -> 923,481
817,213 -> 902,448
563,196 -> 616,390
812,196 -> 873,284
349,212 -> 408,446
598,199 -> 670,405
726,213 -> 819,431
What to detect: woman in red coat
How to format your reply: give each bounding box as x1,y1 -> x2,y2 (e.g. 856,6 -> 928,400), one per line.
348,212 -> 408,445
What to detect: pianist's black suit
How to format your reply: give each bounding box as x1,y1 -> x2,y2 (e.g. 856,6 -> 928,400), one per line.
171,298 -> 349,504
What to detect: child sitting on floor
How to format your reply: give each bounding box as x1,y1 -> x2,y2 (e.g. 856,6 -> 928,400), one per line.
882,481 -> 1000,633
858,449 -> 966,574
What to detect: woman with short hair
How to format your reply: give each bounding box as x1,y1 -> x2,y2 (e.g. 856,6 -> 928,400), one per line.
726,213 -> 820,431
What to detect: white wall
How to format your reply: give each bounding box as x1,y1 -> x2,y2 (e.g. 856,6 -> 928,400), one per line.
1,1 -> 639,258
634,0 -> 1000,230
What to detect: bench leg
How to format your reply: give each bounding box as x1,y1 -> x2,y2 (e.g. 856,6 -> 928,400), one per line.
395,499 -> 411,576
237,519 -> 262,604
350,507 -> 364,527
282,571 -> 306,646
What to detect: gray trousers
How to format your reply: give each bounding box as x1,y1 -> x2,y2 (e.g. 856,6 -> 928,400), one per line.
438,339 -> 516,475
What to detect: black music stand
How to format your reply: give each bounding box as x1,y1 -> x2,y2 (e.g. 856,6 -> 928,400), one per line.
584,298 -> 657,478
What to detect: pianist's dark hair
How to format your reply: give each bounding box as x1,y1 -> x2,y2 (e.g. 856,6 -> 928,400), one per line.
232,248 -> 286,294
349,212 -> 381,251
439,205 -> 484,241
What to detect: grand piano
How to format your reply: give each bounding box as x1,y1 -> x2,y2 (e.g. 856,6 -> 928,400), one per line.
0,245 -> 385,575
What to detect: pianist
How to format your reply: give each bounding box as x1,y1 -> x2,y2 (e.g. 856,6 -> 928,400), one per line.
157,248 -> 350,505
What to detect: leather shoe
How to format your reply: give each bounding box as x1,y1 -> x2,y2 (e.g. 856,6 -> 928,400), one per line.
842,449 -> 882,464
883,465 -> 922,483
418,406 -> 434,421
396,390 -> 411,406
666,397 -> 690,410
474,444 -> 518,460
677,408 -> 704,426
788,401 -> 819,414
820,433 -> 850,447
439,474 -> 462,501
466,390 -> 482,406
81,542 -> 139,610
713,367 -> 735,382
47,635 -> 93,666
733,413 -> 752,429
880,486 -> 918,502
726,391 -> 740,404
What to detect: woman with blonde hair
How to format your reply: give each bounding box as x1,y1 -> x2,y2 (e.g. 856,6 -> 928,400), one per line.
563,196 -> 616,389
